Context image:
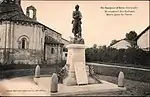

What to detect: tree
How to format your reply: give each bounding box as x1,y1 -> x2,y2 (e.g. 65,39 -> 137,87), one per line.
102,45 -> 107,50
85,44 -> 150,66
93,44 -> 97,49
125,31 -> 137,40
110,39 -> 118,46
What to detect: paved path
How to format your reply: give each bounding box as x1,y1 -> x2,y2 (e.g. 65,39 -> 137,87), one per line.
0,75 -> 150,96
0,77 -> 49,96
0,76 -> 125,96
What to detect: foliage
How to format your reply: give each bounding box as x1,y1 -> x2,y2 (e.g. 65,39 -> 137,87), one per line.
110,39 -> 118,46
126,31 -> 137,40
85,45 -> 150,66
93,44 -> 97,49
0,61 -> 36,71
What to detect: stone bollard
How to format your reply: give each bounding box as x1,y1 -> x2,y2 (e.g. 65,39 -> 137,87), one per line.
35,65 -> 40,78
118,71 -> 124,87
51,73 -> 58,93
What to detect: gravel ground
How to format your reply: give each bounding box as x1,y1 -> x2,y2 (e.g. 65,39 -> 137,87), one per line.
75,74 -> 150,96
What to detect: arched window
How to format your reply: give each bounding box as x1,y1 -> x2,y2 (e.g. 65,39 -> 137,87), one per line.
18,35 -> 29,49
29,9 -> 34,19
21,38 -> 26,49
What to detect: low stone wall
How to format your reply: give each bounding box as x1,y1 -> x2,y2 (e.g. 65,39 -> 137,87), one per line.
87,63 -> 150,83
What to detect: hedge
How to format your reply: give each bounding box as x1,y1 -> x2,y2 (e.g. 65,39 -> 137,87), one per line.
85,47 -> 150,66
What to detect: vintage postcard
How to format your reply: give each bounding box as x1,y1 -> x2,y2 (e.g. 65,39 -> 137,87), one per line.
0,0 -> 149,96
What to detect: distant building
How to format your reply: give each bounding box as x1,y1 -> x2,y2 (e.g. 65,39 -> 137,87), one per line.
110,39 -> 132,49
0,0 -> 65,65
136,25 -> 150,51
111,26 -> 150,51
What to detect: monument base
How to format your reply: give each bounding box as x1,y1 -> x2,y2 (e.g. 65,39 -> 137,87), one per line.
61,44 -> 100,86
50,80 -> 126,96
63,71 -> 77,86
69,37 -> 85,44
63,68 -> 98,86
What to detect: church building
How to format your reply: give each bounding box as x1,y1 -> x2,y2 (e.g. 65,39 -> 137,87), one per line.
0,0 -> 66,65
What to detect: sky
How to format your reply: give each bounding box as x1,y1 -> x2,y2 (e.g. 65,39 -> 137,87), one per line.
21,1 -> 149,47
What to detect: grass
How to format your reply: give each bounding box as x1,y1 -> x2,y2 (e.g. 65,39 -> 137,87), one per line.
87,63 -> 150,83
75,74 -> 150,96
95,61 -> 150,69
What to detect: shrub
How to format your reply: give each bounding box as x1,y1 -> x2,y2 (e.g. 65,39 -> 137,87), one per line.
1,61 -> 36,71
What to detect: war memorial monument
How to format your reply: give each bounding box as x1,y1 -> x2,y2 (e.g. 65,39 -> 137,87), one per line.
48,5 -> 126,95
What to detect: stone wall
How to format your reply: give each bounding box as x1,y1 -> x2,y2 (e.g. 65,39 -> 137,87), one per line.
0,20 -> 64,65
0,21 -> 45,50
44,27 -> 64,64
45,44 -> 63,65
45,27 -> 62,43
0,21 -> 45,64
0,48 -> 43,64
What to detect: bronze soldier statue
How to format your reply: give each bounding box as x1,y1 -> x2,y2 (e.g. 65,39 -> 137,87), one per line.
57,5 -> 84,82
72,5 -> 82,38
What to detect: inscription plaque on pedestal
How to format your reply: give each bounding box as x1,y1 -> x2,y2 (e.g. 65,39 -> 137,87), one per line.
74,62 -> 88,85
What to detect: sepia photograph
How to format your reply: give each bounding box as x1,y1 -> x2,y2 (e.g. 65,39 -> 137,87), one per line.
0,0 -> 149,96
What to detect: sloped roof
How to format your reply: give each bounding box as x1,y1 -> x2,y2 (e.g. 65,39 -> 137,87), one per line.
0,2 -> 39,23
62,38 -> 69,43
110,39 -> 132,49
125,39 -> 137,46
110,38 -> 137,49
135,25 -> 150,41
45,35 -> 63,45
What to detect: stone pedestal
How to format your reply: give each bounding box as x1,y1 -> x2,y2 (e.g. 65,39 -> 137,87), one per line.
63,44 -> 87,86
